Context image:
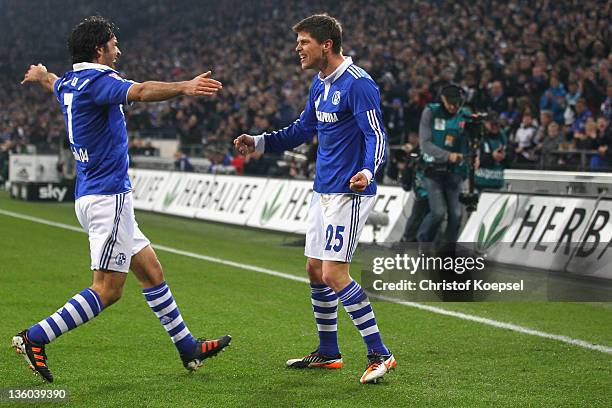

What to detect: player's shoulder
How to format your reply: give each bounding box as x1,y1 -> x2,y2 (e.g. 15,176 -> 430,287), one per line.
343,64 -> 377,91
71,63 -> 115,78
344,63 -> 371,81
57,64 -> 117,93
75,64 -> 126,87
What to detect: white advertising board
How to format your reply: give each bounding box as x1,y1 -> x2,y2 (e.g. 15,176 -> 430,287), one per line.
359,186 -> 411,243
9,154 -> 61,183
460,192 -> 611,279
128,169 -> 611,279
130,169 -> 173,211
245,179 -> 312,234
144,172 -> 268,226
128,169 -> 408,244
566,199 -> 612,280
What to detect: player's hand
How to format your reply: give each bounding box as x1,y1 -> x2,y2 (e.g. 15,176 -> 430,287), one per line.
21,63 -> 48,84
233,134 -> 256,155
183,71 -> 222,96
349,172 -> 369,193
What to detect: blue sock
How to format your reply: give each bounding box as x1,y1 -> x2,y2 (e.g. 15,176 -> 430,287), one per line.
338,280 -> 389,355
310,283 -> 340,356
27,288 -> 103,344
142,281 -> 196,356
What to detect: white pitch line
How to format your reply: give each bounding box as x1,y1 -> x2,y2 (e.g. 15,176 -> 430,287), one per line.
373,294 -> 612,355
1,207 -> 611,355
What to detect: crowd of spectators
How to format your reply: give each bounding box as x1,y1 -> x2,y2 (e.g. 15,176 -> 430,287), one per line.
1,0 -> 611,181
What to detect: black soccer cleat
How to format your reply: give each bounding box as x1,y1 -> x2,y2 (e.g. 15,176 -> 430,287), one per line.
12,330 -> 53,383
286,349 -> 343,369
181,335 -> 232,371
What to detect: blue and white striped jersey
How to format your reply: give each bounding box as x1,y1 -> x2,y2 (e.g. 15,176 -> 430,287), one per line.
258,57 -> 387,195
53,62 -> 135,199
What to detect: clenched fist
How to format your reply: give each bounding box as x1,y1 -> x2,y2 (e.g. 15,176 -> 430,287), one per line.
349,172 -> 369,192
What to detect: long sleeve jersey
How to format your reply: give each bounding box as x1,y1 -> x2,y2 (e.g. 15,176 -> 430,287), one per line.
255,57 -> 387,195
53,62 -> 135,199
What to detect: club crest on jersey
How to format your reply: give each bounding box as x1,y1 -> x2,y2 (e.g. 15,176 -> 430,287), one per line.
332,91 -> 341,105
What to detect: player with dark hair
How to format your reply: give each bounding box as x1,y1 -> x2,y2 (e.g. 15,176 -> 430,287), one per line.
13,16 -> 231,382
234,14 -> 396,384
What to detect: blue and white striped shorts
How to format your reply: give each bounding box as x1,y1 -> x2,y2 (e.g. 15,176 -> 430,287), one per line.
305,192 -> 375,263
75,191 -> 150,273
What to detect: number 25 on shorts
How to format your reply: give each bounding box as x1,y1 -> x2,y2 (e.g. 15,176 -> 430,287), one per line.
325,225 -> 345,252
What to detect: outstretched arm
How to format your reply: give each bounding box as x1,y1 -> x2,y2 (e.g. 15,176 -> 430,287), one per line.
127,71 -> 222,102
21,64 -> 59,92
234,109 -> 317,155
234,87 -> 318,155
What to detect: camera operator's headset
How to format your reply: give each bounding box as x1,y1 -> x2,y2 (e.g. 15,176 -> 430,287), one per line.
438,83 -> 466,111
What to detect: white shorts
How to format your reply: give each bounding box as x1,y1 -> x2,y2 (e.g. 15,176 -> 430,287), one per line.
304,192 -> 375,263
75,191 -> 150,273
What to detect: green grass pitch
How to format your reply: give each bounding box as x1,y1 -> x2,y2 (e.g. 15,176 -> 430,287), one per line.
0,191 -> 611,407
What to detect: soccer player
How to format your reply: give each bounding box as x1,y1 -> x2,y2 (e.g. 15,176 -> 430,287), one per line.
234,14 -> 396,384
13,16 -> 231,383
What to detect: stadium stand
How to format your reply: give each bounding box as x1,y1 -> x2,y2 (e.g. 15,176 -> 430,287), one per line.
1,0 -> 610,179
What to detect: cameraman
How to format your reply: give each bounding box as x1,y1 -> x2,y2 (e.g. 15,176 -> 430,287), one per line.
475,112 -> 508,191
417,85 -> 470,245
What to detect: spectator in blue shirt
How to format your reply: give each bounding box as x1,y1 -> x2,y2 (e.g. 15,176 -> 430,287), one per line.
571,98 -> 593,135
174,151 -> 194,172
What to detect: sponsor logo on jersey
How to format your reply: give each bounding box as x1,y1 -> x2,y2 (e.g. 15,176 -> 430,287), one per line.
316,111 -> 339,123
71,146 -> 89,162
